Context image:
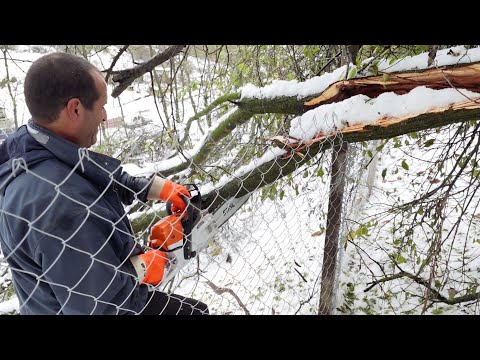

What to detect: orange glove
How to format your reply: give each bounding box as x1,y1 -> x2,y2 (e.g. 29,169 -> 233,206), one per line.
159,180 -> 190,213
135,250 -> 168,285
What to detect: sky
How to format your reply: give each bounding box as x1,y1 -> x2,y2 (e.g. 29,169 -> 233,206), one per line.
1,45 -> 480,314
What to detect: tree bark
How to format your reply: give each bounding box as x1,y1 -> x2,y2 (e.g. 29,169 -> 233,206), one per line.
2,48 -> 18,129
318,141 -> 348,315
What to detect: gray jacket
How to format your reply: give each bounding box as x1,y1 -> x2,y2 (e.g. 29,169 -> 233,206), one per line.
0,120 -> 151,314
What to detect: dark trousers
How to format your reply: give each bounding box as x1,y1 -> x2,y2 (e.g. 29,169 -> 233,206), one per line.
139,290 -> 209,315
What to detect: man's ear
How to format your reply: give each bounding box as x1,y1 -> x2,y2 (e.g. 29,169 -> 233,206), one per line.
66,98 -> 81,119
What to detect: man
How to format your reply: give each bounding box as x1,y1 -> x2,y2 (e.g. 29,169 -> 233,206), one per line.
0,52 -> 209,315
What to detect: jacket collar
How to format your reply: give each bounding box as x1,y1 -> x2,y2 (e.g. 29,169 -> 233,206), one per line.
27,119 -> 122,189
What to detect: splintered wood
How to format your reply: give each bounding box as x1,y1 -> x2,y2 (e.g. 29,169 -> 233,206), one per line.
270,63 -> 480,158
304,63 -> 480,109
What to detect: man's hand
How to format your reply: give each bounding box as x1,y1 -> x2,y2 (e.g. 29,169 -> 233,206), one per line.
159,180 -> 190,213
130,250 -> 168,286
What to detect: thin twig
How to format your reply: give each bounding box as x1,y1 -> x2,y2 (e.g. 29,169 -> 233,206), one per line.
203,278 -> 250,315
294,268 -> 307,283
315,50 -> 342,76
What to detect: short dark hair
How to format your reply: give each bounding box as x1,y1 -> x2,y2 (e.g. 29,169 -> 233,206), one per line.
24,52 -> 101,123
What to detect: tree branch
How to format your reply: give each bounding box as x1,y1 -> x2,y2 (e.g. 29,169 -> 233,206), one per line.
364,271 -> 446,299
364,270 -> 480,306
111,45 -> 186,98
104,45 -> 129,83
131,102 -> 480,232
179,92 -> 241,146
158,108 -> 253,177
204,279 -> 250,315
201,102 -> 480,214
131,60 -> 480,230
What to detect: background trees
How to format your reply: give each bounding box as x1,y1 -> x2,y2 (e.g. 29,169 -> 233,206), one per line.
1,45 -> 480,314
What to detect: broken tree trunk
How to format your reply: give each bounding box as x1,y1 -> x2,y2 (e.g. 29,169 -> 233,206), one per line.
132,62 -> 480,231
303,62 -> 480,111
201,100 -> 480,214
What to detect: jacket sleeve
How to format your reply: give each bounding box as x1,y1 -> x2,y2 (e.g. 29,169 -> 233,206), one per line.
33,197 -> 146,315
116,170 -> 155,205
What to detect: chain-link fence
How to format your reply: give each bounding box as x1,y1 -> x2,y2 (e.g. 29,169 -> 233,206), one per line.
0,106 -> 365,314
2,45 -> 480,315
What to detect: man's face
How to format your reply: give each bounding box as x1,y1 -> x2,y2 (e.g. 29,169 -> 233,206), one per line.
78,71 -> 107,148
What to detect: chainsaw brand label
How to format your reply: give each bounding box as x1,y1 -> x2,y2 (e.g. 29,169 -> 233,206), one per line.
222,202 -> 236,217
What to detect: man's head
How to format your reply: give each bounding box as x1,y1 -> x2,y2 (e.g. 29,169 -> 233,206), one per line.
24,52 -> 108,148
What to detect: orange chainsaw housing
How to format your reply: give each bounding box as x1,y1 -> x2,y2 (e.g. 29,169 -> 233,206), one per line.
149,213 -> 186,251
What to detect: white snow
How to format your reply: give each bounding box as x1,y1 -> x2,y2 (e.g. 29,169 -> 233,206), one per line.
377,45 -> 480,73
0,297 -> 19,314
241,64 -> 351,100
290,87 -> 480,140
2,45 -> 480,315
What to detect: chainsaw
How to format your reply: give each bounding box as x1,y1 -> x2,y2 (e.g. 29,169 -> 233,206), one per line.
148,184 -> 250,285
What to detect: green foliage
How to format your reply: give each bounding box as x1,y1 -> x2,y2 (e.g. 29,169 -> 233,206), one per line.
337,282 -> 358,314
260,183 -> 279,202
369,61 -> 379,76
393,137 -> 402,148
381,168 -> 387,181
347,67 -> 357,79
393,254 -> 406,264
385,45 -> 431,65
347,222 -> 374,241
466,281 -> 478,295
431,307 -> 444,315
359,296 -> 377,315
274,275 -> 286,293
209,243 -> 222,257
0,77 -> 9,88
424,139 -> 435,147
376,142 -> 386,152
2,282 -> 16,302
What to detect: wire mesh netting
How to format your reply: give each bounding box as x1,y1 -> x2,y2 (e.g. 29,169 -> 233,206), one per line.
2,45 -> 480,315
0,105 -> 362,314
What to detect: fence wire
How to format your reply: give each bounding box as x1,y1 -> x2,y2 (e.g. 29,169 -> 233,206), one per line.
2,46 -> 480,315
3,109 -> 480,315
0,103 -> 369,315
